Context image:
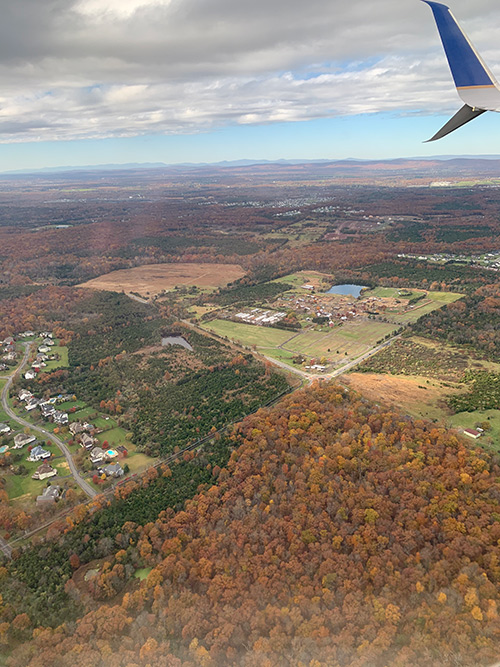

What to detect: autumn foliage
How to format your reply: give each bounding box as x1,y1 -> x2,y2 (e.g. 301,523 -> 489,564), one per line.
8,383 -> 500,666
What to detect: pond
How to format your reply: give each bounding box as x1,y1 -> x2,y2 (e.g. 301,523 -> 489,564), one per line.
325,284 -> 368,298
161,335 -> 194,351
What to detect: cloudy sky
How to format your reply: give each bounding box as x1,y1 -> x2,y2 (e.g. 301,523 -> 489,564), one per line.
2,0 -> 500,170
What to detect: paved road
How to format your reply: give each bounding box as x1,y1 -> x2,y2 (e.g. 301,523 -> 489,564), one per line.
1,343 -> 96,499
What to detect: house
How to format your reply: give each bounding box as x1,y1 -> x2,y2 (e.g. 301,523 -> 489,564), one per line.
39,332 -> 53,339
81,433 -> 96,450
36,485 -> 61,507
32,463 -> 57,480
13,433 -> 36,449
89,447 -> 106,464
463,428 -> 482,439
42,338 -> 55,346
18,389 -> 32,402
0,363 -> 7,372
103,462 -> 124,478
0,423 -> 11,434
52,411 -> 69,425
25,398 -> 40,411
25,370 -> 37,380
28,445 -> 51,462
40,403 -> 56,418
37,346 -> 50,354
69,422 -> 84,436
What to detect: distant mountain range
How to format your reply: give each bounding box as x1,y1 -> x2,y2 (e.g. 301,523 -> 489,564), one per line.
3,155 -> 500,179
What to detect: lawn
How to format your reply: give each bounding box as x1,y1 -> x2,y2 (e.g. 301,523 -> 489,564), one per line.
202,319 -> 293,348
96,426 -> 128,447
448,409 -> 500,453
93,416 -> 118,430
68,406 -> 98,423
3,455 -> 72,501
44,345 -> 69,370
95,427 -> 155,474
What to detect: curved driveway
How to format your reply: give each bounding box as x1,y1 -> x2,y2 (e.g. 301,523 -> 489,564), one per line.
1,343 -> 96,499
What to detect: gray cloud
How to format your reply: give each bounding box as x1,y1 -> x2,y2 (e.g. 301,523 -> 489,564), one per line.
1,0 -> 500,142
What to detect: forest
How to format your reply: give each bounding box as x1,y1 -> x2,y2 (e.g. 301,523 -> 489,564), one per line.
3,383 -> 500,666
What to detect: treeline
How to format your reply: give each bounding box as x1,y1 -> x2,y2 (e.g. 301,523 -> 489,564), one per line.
412,284 -> 500,359
6,383 -> 500,666
207,280 -> 293,307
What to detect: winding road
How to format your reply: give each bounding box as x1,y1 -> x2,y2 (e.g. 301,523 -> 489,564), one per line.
1,342 -> 96,499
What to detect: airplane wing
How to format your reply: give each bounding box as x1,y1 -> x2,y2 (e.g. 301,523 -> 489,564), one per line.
422,0 -> 500,140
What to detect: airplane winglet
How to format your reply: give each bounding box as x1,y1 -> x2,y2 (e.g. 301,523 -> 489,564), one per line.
424,104 -> 486,142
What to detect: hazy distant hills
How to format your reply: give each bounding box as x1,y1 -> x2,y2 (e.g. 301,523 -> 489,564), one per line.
3,156 -> 500,183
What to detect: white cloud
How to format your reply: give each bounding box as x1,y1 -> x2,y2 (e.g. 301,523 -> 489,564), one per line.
1,0 -> 500,142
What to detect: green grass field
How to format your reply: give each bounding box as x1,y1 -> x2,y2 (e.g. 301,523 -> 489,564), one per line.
273,270 -> 331,288
204,317 -> 398,365
202,319 -> 294,348
96,426 -> 127,447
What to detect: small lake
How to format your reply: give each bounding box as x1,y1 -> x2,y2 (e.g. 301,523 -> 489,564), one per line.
325,284 -> 368,297
161,335 -> 194,351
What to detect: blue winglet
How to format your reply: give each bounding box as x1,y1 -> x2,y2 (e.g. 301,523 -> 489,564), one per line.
422,1 -> 494,88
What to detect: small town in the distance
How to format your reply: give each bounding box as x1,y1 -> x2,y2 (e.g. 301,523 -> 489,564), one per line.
1,156 -> 500,666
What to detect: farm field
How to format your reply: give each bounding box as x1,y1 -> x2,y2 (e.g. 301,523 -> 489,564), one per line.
273,270 -> 332,289
78,262 -> 246,297
203,317 -> 398,367
343,372 -> 465,422
377,289 -> 463,324
202,319 -> 294,348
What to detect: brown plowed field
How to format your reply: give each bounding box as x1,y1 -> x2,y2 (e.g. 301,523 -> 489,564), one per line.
78,262 -> 245,297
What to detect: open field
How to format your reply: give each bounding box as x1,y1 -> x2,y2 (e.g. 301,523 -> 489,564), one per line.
204,317 -> 398,367
343,372 -> 465,422
202,319 -> 294,348
371,289 -> 463,324
273,270 -> 332,289
78,262 -> 246,297
448,409 -> 500,453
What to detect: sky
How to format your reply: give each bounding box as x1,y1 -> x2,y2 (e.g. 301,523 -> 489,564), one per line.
2,0 -> 500,171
